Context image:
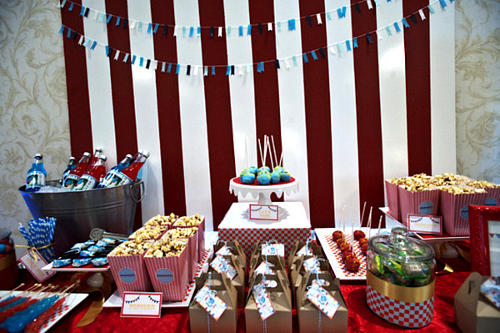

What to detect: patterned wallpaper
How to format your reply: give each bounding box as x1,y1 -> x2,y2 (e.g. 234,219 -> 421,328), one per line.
0,0 -> 498,256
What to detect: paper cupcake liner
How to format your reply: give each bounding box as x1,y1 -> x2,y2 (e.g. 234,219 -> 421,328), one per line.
108,254 -> 152,296
398,187 -> 440,226
440,191 -> 488,236
144,247 -> 190,301
385,181 -> 400,221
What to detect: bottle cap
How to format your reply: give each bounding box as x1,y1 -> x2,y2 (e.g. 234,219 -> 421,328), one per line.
126,154 -> 133,159
83,152 -> 91,157
99,155 -> 107,162
35,153 -> 43,158
142,150 -> 151,158
69,156 -> 76,161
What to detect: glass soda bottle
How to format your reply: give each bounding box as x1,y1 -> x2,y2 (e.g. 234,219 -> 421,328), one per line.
63,152 -> 91,189
97,154 -> 133,188
73,155 -> 107,191
87,147 -> 103,170
25,154 -> 47,192
61,157 -> 76,183
104,150 -> 150,188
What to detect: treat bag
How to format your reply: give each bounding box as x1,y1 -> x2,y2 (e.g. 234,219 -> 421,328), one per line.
245,273 -> 292,333
297,272 -> 348,333
208,253 -> 246,307
291,256 -> 330,307
108,254 -> 152,296
214,240 -> 247,269
144,244 -> 190,301
288,240 -> 323,268
248,253 -> 287,287
189,272 -> 238,333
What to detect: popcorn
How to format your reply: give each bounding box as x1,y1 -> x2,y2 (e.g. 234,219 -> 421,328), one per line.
390,173 -> 497,193
144,213 -> 178,227
108,240 -> 154,256
144,237 -> 188,258
129,225 -> 168,241
173,214 -> 204,227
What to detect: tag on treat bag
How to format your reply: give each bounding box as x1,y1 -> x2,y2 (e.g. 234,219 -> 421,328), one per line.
252,282 -> 276,320
194,285 -> 227,320
120,292 -> 163,318
303,257 -> 321,274
210,255 -> 237,280
249,204 -> 279,221
255,262 -> 275,275
18,248 -> 55,283
297,245 -> 313,257
407,214 -> 442,234
306,283 -> 340,319
261,243 -> 284,257
216,245 -> 233,256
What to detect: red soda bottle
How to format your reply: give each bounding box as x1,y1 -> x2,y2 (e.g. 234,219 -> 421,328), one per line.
104,151 -> 150,187
63,152 -> 91,189
73,155 -> 107,191
87,147 -> 103,170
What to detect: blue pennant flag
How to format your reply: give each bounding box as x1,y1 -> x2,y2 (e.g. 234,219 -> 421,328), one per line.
131,55 -> 137,65
186,65 -> 191,75
402,18 -> 410,28
189,26 -> 194,37
204,66 -> 208,76
168,63 -> 173,73
345,40 -> 351,51
257,62 -> 265,73
105,45 -> 110,56
139,57 -> 144,67
83,39 -> 91,48
68,2 -> 74,11
90,40 -> 97,50
428,5 -> 435,14
153,23 -> 159,34
106,14 -> 113,24
306,16 -> 313,27
410,14 -> 417,24
337,6 -> 347,19
275,59 -> 280,69
115,17 -> 121,26
239,26 -> 243,36
276,22 -> 281,32
258,24 -> 263,34
326,12 -> 332,21
226,65 -> 231,75
288,19 -> 295,31
311,50 -> 318,60
123,53 -> 129,63
163,25 -> 168,35
385,26 -> 392,36
197,26 -> 201,36
393,21 -> 401,32
353,37 -> 358,48
176,64 -> 180,74
439,0 -> 447,8
292,56 -> 298,66
147,23 -> 152,34
212,66 -> 216,75
354,3 -> 361,13
247,24 -> 251,35
58,25 -> 65,34
303,53 -> 309,63
79,6 -> 85,16
319,48 -> 326,58
209,26 -> 214,37
366,33 -> 374,43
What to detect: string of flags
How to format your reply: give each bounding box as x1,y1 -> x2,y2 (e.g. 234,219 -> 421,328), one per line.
58,0 -> 453,76
60,0 -> 419,38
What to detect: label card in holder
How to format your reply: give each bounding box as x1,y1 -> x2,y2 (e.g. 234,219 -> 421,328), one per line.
254,262 -> 275,275
306,284 -> 340,319
19,248 -> 55,283
407,214 -> 442,234
261,243 -> 284,257
252,282 -> 276,320
249,204 -> 279,221
303,257 -> 321,273
216,245 -> 232,256
194,286 -> 227,321
120,292 -> 162,318
297,245 -> 313,257
210,255 -> 237,280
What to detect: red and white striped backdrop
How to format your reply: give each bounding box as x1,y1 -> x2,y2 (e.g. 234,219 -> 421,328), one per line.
60,0 -> 456,231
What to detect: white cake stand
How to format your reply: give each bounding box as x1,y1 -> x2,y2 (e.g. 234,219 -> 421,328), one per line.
229,177 -> 299,205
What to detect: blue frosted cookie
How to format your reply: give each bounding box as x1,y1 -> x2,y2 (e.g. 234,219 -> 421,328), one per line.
280,171 -> 291,182
270,171 -> 281,184
257,173 -> 271,185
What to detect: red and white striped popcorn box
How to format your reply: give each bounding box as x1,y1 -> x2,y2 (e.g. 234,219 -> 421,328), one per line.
440,190 -> 488,236
385,180 -> 401,221
108,254 -> 152,296
172,216 -> 205,265
398,187 -> 440,227
144,245 -> 190,302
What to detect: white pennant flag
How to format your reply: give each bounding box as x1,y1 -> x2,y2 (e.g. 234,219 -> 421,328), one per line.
78,35 -> 84,45
173,26 -> 178,37
130,21 -> 136,30
193,65 -> 199,76
246,64 -> 252,73
419,9 -> 426,20
218,27 -> 223,37
204,66 -> 209,76
316,13 -> 322,25
238,65 -> 244,76
367,0 -> 373,10
267,22 -> 273,31
114,50 -> 120,60
377,30 -> 383,40
329,45 -> 336,55
285,58 -> 291,69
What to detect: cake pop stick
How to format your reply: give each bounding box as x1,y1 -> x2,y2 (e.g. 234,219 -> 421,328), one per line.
341,205 -> 346,233
263,136 -> 268,167
258,139 -> 264,167
265,135 -> 274,169
377,215 -> 383,235
279,151 -> 283,168
271,135 -> 279,167
360,202 -> 367,226
367,207 -> 373,238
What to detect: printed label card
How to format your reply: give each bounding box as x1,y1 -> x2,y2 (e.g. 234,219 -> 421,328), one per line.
194,286 -> 227,321
306,284 -> 340,319
407,214 -> 442,234
210,255 -> 237,280
120,292 -> 162,318
249,204 -> 279,221
252,282 -> 276,320
261,243 -> 285,257
19,248 -> 55,283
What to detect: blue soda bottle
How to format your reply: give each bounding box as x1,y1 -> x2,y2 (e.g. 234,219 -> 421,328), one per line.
25,154 -> 47,192
61,156 -> 76,184
97,154 -> 133,188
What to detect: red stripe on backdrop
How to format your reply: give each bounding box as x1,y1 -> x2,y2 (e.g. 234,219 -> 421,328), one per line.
104,0 -> 142,230
150,0 -> 187,217
403,1 -> 431,176
248,0 -> 283,202
198,0 -> 237,228
298,3 -> 334,227
351,1 -> 385,226
60,0 -> 93,158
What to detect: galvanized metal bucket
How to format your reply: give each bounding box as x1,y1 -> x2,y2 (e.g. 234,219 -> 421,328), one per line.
19,180 -> 144,255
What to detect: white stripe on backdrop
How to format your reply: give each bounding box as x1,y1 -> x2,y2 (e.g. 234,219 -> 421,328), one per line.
273,0 -> 310,214
430,0 -> 455,174
325,0 -> 361,226
63,0 -> 457,230
376,0 -> 409,193
173,0 -> 214,231
127,0 -> 164,220
223,0 -> 258,201
82,0 -> 117,167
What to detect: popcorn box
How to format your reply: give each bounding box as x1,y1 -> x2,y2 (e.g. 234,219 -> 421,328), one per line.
108,254 -> 152,296
385,180 -> 401,221
440,190 -> 488,236
173,216 -> 205,265
366,271 -> 435,328
398,187 -> 440,226
144,245 -> 190,301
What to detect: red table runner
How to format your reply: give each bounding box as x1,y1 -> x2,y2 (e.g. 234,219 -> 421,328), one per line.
49,271 -> 469,333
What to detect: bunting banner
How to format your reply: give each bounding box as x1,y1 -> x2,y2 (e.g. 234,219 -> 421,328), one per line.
57,0 -> 449,76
